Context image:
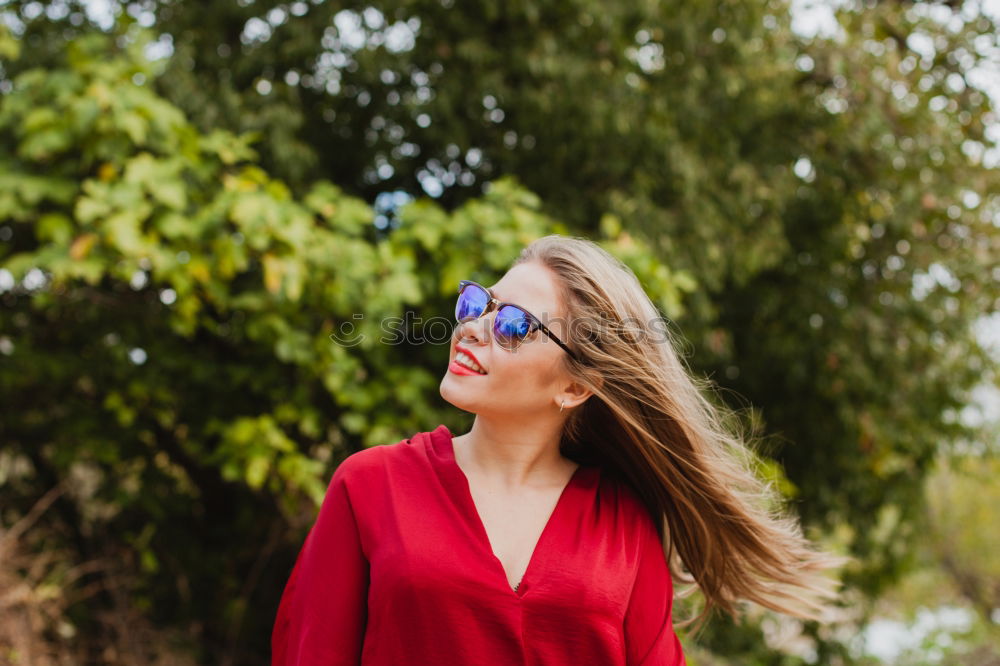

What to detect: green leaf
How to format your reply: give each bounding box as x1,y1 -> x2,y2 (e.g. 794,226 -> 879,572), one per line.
245,455 -> 271,489
37,213 -> 74,245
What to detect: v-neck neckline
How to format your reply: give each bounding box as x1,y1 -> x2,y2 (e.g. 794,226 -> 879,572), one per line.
433,425 -> 585,599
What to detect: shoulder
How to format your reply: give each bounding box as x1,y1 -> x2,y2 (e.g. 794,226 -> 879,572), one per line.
330,429 -> 431,487
598,470 -> 661,543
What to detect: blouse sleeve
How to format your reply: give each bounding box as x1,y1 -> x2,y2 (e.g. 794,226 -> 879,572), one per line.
622,517 -> 686,665
271,459 -> 370,665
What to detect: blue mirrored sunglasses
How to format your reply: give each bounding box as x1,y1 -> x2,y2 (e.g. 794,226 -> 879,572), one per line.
455,280 -> 579,361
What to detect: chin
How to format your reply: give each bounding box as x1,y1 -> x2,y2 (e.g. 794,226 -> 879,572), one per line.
440,379 -> 479,412
439,376 -> 462,400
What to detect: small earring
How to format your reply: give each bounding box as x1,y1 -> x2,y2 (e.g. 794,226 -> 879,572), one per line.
559,400 -> 565,413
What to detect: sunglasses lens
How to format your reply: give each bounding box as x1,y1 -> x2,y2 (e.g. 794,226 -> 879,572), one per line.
495,305 -> 534,350
456,283 -> 489,322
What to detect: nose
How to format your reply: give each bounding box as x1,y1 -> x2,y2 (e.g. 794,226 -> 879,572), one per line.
455,308 -> 494,346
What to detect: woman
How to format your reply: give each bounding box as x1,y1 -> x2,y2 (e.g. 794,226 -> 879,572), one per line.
271,235 -> 844,665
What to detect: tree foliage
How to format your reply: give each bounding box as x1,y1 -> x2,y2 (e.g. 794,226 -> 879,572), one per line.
1,0 -> 998,663
925,453 -> 1000,628
0,26 -> 688,663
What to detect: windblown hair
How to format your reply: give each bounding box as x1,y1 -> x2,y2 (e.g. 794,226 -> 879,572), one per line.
513,234 -> 848,630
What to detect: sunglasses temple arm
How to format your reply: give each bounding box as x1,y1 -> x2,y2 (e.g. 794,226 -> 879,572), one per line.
537,323 -> 578,361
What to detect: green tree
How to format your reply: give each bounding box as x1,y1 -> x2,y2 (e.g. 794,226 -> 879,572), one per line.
141,0 -> 1000,600
0,27 -> 689,662
1,0 -> 998,661
926,453 -> 1000,629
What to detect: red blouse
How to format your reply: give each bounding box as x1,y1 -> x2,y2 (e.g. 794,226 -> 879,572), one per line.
271,424 -> 686,665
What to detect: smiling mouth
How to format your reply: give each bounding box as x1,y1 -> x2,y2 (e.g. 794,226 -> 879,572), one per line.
453,352 -> 487,374
454,361 -> 486,375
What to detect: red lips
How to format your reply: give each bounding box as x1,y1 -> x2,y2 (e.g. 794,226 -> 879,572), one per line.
454,344 -> 487,373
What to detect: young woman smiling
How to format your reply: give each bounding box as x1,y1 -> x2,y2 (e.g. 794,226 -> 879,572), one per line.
272,235 -> 845,665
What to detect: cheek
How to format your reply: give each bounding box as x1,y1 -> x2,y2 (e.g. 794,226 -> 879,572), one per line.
496,352 -> 562,390
536,359 -> 566,389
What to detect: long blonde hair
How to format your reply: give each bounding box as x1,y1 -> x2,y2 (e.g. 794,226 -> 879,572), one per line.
514,234 -> 847,630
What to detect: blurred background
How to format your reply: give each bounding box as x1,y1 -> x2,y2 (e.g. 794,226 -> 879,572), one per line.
0,0 -> 998,664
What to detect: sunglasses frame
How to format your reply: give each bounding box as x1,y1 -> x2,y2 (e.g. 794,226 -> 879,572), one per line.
456,280 -> 580,362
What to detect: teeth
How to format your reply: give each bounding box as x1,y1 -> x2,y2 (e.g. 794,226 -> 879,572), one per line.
457,352 -> 485,373
456,351 -> 486,374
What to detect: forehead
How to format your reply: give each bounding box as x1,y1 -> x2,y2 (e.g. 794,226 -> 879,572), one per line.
488,264 -> 563,319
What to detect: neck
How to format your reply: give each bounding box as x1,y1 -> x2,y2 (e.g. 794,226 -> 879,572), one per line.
453,416 -> 576,489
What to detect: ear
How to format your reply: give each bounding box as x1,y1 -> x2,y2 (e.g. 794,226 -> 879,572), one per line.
557,378 -> 597,410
